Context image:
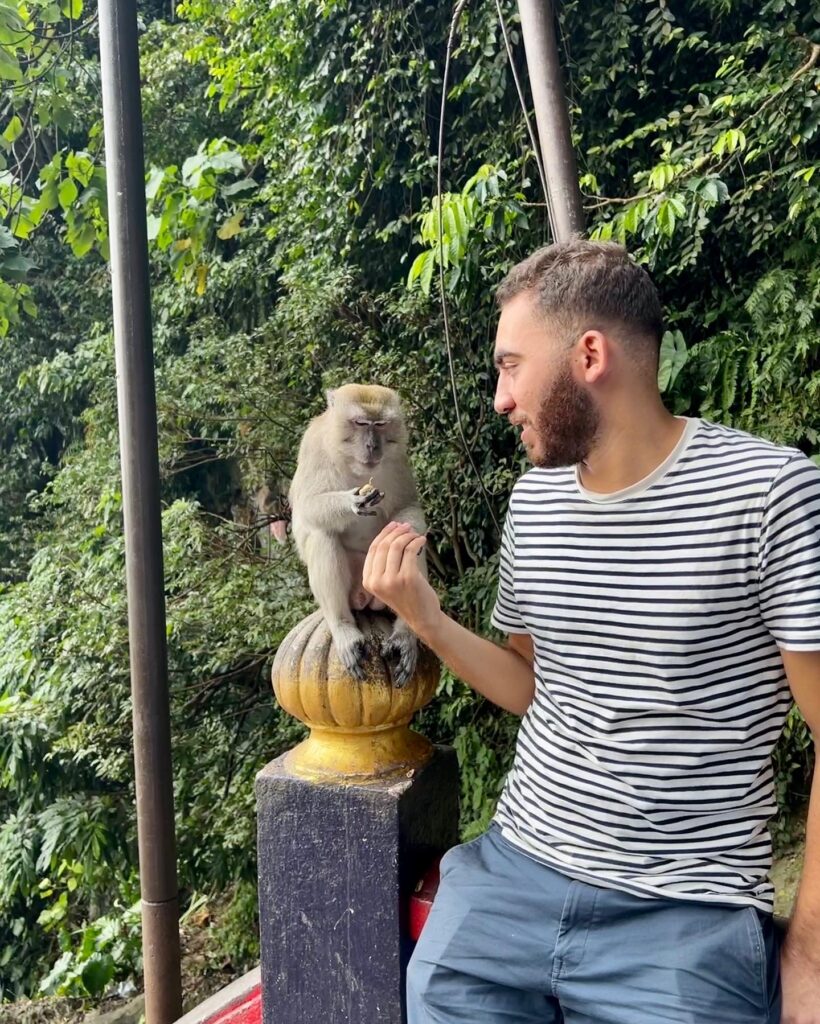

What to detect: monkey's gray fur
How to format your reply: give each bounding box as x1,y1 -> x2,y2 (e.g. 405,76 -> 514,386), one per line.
289,384 -> 427,686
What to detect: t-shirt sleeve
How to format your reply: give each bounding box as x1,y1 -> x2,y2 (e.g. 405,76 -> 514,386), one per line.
758,454 -> 820,651
490,501 -> 529,635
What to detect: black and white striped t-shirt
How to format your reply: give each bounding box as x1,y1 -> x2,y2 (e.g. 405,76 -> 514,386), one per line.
490,417 -> 820,911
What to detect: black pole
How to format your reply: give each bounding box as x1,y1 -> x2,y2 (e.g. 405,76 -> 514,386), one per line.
97,2 -> 182,1021
516,0 -> 585,240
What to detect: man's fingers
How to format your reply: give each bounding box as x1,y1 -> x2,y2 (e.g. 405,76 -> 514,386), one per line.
398,535 -> 427,576
406,535 -> 427,559
373,521 -> 405,545
384,528 -> 421,577
364,524 -> 399,581
364,522 -> 405,583
364,523 -> 422,591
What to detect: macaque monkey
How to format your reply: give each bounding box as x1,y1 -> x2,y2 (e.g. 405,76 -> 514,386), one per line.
253,484 -> 291,546
289,384 -> 427,685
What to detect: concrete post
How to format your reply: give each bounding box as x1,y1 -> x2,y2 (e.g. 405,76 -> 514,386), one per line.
257,612 -> 459,1023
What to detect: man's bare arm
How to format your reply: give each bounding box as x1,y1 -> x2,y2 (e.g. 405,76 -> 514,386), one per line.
362,522 -> 536,715
778,648 -> 820,1024
415,613 -> 535,714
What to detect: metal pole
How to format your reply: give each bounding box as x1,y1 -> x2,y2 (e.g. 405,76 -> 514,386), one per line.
516,0 -> 585,240
97,3 -> 183,1022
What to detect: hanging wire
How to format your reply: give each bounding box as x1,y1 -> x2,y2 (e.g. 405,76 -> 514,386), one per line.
436,0 -> 502,536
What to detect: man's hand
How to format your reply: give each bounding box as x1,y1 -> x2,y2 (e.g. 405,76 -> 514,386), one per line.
780,941 -> 820,1023
362,522 -> 441,640
364,523 -> 535,713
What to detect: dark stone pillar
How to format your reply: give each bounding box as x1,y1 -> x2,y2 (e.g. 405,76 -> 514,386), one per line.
256,745 -> 459,1024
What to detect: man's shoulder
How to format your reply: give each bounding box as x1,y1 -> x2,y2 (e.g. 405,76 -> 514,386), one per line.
509,465 -> 575,502
688,418 -> 804,480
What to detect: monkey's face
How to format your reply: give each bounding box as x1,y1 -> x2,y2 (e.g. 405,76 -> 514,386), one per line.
331,387 -> 406,473
350,418 -> 385,468
345,414 -> 408,472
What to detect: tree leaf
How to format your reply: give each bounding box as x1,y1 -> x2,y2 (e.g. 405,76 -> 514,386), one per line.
2,114 -> 24,144
220,177 -> 257,197
58,178 -> 78,209
145,166 -> 165,201
700,179 -> 720,203
0,253 -> 36,279
80,954 -> 114,997
657,330 -> 687,392
217,210 -> 244,240
0,49 -> 22,82
60,0 -> 83,19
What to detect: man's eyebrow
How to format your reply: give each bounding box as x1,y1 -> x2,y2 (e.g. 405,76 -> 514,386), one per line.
493,350 -> 520,367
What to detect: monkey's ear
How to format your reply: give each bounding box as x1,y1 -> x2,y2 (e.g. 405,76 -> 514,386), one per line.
325,388 -> 337,408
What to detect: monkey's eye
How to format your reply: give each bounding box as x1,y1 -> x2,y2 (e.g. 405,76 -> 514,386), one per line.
353,419 -> 372,427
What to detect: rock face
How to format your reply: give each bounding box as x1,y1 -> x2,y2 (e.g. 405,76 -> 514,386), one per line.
83,995 -> 146,1024
0,999 -> 82,1024
0,994 -> 145,1024
771,840 -> 805,918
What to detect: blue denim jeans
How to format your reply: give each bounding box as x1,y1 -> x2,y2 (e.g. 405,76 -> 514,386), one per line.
407,825 -> 781,1023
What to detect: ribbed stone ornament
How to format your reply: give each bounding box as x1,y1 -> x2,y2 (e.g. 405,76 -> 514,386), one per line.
271,610 -> 439,781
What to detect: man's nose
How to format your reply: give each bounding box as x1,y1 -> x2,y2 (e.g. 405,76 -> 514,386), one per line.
494,380 -> 514,416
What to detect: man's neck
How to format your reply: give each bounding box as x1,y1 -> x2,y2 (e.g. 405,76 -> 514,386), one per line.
577,405 -> 686,495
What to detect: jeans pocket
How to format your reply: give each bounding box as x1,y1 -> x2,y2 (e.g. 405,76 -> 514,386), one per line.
743,906 -> 769,1012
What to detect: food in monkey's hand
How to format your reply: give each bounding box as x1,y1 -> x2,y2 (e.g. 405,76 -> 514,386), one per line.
356,477 -> 377,496
354,473 -> 384,505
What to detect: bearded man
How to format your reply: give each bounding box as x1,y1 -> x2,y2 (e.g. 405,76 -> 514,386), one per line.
362,240 -> 820,1024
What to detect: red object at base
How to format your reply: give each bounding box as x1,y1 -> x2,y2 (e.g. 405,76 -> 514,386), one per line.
408,857 -> 442,941
173,967 -> 261,1024
210,990 -> 261,1024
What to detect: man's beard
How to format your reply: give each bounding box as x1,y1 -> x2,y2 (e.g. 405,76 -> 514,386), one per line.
529,364 -> 600,468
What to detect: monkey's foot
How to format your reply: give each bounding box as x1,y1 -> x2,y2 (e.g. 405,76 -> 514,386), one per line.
381,631 -> 418,688
333,624 -> 369,680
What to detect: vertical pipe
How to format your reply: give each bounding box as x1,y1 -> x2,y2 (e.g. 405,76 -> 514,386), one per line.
97,2 -> 182,1021
516,0 -> 585,240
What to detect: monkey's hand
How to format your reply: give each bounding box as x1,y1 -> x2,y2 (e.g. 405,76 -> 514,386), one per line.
350,486 -> 384,517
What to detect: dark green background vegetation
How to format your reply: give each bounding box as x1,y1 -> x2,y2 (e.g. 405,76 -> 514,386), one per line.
0,0 -> 817,1002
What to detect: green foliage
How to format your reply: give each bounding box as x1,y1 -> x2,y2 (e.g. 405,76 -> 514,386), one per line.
146,139 -> 258,294
210,881 -> 261,973
407,165 -> 529,295
36,865 -> 141,999
0,0 -> 818,1001
0,0 -> 104,331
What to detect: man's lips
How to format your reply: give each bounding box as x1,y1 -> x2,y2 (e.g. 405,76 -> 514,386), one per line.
508,417 -> 534,445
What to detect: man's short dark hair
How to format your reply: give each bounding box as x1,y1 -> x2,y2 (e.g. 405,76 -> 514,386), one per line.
496,240 -> 664,360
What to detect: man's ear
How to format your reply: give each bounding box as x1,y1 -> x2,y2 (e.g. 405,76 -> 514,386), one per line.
576,330 -> 608,383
